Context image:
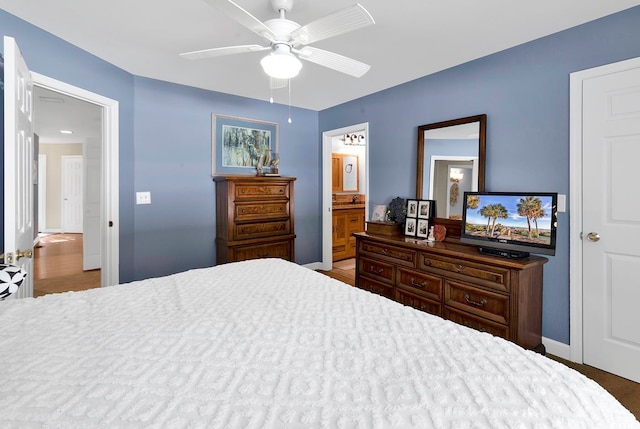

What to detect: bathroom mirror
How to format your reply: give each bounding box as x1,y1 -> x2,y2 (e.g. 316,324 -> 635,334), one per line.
416,115 -> 486,234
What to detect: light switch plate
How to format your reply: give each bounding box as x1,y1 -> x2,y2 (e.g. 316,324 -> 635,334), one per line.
136,191 -> 151,205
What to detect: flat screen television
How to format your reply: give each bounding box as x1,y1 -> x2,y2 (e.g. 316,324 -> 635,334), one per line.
460,191 -> 558,258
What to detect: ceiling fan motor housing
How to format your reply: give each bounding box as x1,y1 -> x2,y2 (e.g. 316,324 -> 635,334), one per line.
264,18 -> 300,42
270,0 -> 294,14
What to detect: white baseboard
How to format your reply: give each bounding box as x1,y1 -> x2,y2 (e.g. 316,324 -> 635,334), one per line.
542,336 -> 573,361
303,262 -> 324,271
40,229 -> 62,234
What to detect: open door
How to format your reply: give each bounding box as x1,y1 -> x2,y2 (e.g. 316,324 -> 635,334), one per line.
3,36 -> 35,299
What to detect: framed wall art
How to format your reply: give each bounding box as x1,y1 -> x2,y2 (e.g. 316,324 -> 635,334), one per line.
212,114 -> 279,176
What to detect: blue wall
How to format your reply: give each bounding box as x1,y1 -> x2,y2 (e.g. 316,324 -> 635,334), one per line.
1,10 -> 320,283
3,5 -> 640,344
131,77 -> 318,279
319,6 -> 640,344
1,9 -> 136,280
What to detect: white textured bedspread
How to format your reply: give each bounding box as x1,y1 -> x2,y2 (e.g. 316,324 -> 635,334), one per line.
0,259 -> 637,428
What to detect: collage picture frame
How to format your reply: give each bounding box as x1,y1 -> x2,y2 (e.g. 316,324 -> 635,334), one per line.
405,199 -> 434,237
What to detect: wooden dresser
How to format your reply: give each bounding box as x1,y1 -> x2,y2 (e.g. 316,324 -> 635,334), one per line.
214,176 -> 295,264
354,232 -> 547,352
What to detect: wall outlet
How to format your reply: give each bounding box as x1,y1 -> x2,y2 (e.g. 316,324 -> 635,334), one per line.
136,191 -> 151,205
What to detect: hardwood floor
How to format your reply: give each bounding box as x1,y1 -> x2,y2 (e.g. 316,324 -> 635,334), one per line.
317,258 -> 639,421
34,233 -> 101,297
318,258 -> 356,286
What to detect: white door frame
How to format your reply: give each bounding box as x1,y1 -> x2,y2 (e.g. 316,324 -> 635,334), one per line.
569,56 -> 640,363
32,73 -> 120,287
320,122 -> 369,271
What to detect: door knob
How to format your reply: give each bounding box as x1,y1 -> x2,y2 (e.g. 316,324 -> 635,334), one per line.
16,249 -> 33,259
586,232 -> 600,242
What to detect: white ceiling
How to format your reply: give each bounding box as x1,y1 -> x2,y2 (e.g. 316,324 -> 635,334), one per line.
33,86 -> 102,144
5,0 -> 640,143
4,0 -> 639,114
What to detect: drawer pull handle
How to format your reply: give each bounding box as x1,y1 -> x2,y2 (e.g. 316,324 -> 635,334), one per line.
382,248 -> 389,254
454,264 -> 464,272
410,277 -> 426,289
369,267 -> 384,274
464,293 -> 488,307
423,259 -> 431,266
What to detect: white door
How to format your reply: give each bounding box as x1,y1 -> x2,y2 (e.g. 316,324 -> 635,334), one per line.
3,36 -> 35,299
83,138 -> 101,270
61,155 -> 83,233
582,63 -> 640,383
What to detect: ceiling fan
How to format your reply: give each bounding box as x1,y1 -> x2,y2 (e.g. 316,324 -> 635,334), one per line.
180,0 -> 375,81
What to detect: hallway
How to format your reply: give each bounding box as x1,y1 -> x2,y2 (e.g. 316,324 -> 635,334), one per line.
34,233 -> 100,297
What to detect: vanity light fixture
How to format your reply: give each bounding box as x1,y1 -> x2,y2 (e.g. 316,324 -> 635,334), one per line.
344,133 -> 366,146
450,169 -> 464,182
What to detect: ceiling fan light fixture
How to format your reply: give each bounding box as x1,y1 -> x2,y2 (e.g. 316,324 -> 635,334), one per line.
261,44 -> 302,79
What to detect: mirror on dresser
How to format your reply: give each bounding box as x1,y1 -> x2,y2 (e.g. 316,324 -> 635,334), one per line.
416,114 -> 486,237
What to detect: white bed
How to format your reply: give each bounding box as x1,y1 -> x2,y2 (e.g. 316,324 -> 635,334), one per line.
0,258 -> 637,428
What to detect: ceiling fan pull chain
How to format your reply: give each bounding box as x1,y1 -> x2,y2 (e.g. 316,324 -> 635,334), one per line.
288,78 -> 292,124
270,82 -> 274,104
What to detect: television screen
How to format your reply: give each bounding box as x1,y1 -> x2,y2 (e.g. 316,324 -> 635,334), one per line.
460,192 -> 558,257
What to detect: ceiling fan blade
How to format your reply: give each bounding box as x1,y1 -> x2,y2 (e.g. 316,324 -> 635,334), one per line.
290,3 -> 374,47
202,0 -> 277,42
297,46 -> 370,78
180,44 -> 267,60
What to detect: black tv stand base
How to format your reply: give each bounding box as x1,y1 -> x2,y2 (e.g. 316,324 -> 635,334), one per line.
478,247 -> 530,259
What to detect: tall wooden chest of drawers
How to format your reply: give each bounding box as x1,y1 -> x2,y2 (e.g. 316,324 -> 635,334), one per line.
214,176 -> 296,264
354,232 -> 548,352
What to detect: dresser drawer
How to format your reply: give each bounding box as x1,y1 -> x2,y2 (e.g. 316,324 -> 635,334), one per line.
233,183 -> 289,200
397,268 -> 442,302
444,307 -> 510,338
418,252 -> 510,292
359,257 -> 394,285
232,240 -> 292,262
396,288 -> 441,316
359,240 -> 416,268
235,202 -> 289,222
444,280 -> 509,325
234,220 -> 291,240
357,276 -> 394,299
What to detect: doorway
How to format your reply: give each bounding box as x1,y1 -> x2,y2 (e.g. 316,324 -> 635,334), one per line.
569,56 -> 640,382
33,86 -> 101,296
32,72 -> 120,290
321,123 -> 369,272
